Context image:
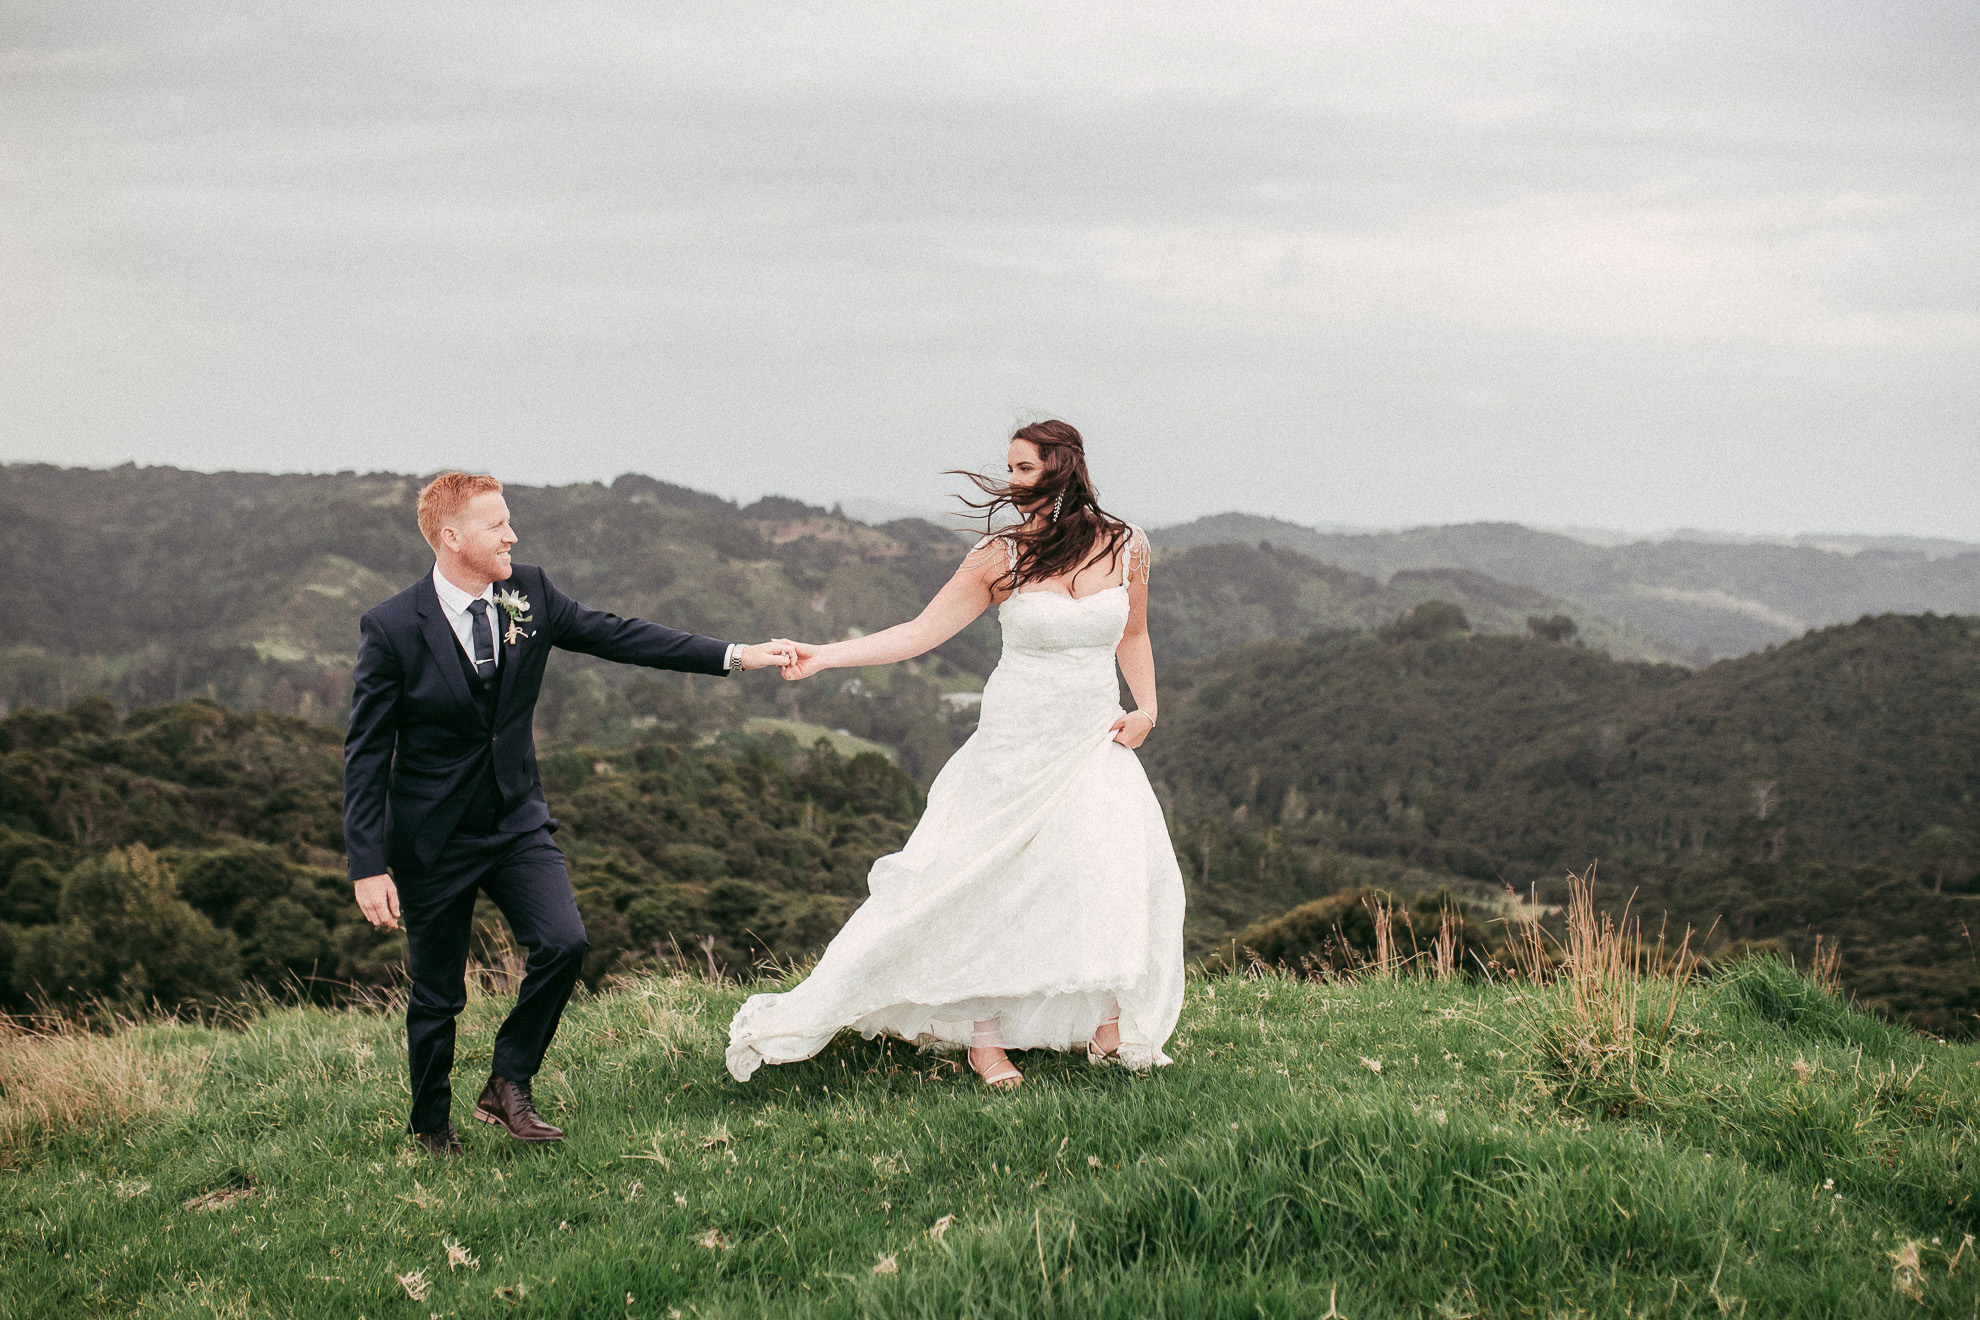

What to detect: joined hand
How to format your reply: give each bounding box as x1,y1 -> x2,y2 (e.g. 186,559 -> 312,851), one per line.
777,641 -> 826,681
737,640 -> 800,670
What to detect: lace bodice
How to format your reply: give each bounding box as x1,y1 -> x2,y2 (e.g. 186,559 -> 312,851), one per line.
962,524 -> 1148,739
999,582 -> 1131,652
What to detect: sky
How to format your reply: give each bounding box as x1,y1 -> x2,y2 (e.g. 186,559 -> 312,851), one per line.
3,2 -> 1977,538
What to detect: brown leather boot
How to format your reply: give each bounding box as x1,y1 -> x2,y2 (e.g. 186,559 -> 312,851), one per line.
414,1122 -> 466,1158
473,1074 -> 564,1142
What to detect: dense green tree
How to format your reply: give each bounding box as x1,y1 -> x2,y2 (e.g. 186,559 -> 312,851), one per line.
0,857 -> 62,926
10,845 -> 240,1008
1382,600 -> 1470,641
1904,825 -> 1974,894
1527,613 -> 1578,643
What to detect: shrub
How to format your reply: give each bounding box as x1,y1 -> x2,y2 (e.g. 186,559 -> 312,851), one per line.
9,846 -> 241,1010
1381,600 -> 1470,641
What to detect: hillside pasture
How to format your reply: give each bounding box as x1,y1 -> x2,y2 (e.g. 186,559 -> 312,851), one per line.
2,963 -> 1976,1318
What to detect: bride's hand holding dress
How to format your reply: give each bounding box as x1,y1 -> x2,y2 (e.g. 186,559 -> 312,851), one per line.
1108,708 -> 1156,749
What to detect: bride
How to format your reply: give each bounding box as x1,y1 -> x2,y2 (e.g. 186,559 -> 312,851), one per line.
725,419 -> 1186,1090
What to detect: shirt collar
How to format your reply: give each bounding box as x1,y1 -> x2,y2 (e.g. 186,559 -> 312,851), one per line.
431,564 -> 494,616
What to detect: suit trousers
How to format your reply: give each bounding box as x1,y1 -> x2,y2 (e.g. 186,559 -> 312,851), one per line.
396,826 -> 589,1134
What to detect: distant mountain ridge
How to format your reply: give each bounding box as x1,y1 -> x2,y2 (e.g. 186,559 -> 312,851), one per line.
5,461 -> 1954,772
1539,523 -> 1980,560
1144,542 -> 1693,669
0,465 -> 1692,751
1152,513 -> 1980,661
1664,529 -> 1980,560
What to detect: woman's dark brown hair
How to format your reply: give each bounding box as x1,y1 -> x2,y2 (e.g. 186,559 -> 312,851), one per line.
949,419 -> 1132,592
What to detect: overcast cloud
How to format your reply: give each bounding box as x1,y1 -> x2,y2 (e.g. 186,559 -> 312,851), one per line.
3,2 -> 1976,536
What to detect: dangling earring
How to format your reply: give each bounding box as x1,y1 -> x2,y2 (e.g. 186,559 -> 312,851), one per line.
1050,492 -> 1063,523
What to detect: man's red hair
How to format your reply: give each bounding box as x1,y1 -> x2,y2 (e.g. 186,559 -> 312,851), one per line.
416,471 -> 504,551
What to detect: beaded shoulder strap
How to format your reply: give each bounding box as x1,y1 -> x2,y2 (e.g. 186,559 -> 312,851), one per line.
1122,523 -> 1152,587
967,532 -> 1017,586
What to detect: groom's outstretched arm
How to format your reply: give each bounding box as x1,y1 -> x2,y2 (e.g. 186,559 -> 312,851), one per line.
538,567 -> 733,673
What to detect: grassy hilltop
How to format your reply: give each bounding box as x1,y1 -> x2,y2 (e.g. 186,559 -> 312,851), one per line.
4,958 -> 1978,1318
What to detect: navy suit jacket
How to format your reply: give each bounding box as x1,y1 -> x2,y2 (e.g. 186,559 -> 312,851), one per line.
342,563 -> 731,879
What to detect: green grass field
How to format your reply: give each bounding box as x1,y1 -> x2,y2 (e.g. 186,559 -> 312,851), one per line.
4,960 -> 1977,1318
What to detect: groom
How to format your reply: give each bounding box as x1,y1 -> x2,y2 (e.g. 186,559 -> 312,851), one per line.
344,471 -> 794,1157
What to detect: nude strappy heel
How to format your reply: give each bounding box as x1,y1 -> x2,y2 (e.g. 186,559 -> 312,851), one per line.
969,1019 -> 1023,1090
1087,1014 -> 1122,1066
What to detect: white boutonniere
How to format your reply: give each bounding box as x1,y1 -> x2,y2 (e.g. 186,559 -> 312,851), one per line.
495,587 -> 535,646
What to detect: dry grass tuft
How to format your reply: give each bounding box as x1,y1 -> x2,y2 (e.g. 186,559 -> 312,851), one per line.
401,1180 -> 442,1211
1238,891 -> 1469,985
1890,1240 -> 1925,1301
1510,865 -> 1699,1103
1431,908 -> 1460,980
1808,934 -> 1844,995
182,1186 -> 255,1213
0,1014 -> 213,1167
466,925 -> 529,1002
1367,894 -> 1401,978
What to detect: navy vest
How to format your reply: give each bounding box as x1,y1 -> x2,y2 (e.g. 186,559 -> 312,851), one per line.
450,638 -> 506,834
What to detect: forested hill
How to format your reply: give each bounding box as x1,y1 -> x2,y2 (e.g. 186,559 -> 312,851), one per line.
1144,606 -> 1980,1033
1154,513 -> 1980,661
0,462 -> 992,716
0,463 -> 1013,778
0,464 -> 1683,769
1148,609 -> 1980,873
0,697 -> 927,1013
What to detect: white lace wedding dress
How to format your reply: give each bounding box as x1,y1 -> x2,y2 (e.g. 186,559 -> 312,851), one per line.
725,528 -> 1186,1081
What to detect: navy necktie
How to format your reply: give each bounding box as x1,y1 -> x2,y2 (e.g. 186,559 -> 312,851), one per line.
465,598 -> 497,671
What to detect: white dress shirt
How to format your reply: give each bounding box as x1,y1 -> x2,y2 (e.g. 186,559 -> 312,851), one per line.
431,565 -> 501,671
430,564 -> 743,674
